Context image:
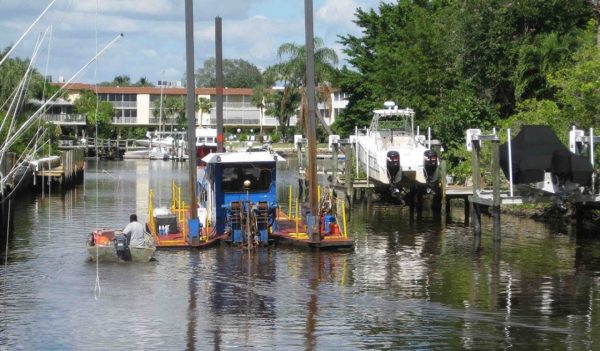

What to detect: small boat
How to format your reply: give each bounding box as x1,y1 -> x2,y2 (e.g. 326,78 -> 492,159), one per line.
149,146 -> 170,160
87,229 -> 156,262
353,102 -> 439,198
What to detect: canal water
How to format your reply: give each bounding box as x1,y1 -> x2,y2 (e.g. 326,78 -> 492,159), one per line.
1,159 -> 600,350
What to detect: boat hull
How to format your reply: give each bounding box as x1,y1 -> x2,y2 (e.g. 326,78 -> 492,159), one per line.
87,245 -> 156,262
355,137 -> 439,194
87,229 -> 155,262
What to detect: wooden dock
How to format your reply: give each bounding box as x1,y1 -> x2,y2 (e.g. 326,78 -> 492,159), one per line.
34,149 -> 85,192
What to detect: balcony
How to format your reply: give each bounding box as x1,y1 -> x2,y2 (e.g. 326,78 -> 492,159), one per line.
42,113 -> 86,125
112,117 -> 137,124
149,117 -> 178,125
110,101 -> 137,108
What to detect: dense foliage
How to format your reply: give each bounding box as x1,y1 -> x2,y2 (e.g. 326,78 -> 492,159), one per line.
150,95 -> 207,129
334,0 -> 599,175
0,48 -> 59,155
98,75 -> 155,87
73,90 -> 114,138
195,58 -> 263,88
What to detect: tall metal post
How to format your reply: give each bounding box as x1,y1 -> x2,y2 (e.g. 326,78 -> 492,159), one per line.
215,16 -> 225,152
185,0 -> 197,219
491,138 -> 501,240
304,0 -> 319,242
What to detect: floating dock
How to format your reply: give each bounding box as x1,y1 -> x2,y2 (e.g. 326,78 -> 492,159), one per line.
271,185 -> 353,250
147,185 -> 227,249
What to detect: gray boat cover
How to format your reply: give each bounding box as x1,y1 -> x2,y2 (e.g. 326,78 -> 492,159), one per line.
499,125 -> 593,185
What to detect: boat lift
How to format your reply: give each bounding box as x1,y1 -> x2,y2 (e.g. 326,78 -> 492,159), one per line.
465,126 -> 600,240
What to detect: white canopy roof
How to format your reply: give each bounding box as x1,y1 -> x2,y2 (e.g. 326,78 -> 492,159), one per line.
202,151 -> 285,164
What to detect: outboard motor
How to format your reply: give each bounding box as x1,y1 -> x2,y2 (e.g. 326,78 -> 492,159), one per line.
115,235 -> 131,261
423,150 -> 438,181
386,151 -> 400,181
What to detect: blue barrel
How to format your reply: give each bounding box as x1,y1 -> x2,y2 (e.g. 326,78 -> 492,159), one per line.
323,215 -> 336,234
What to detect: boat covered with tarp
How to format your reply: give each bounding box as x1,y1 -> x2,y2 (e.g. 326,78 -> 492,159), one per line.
499,125 -> 593,194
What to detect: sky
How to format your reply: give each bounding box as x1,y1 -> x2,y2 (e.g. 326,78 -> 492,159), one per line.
0,0 -> 380,85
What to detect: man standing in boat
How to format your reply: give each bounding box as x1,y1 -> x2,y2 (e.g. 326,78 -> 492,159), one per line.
123,214 -> 145,247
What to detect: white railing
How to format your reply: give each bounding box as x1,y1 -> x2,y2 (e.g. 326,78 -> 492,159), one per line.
112,117 -> 137,124
110,101 -> 137,108
42,113 -> 86,124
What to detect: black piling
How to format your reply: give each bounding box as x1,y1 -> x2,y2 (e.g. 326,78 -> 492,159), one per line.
471,137 -> 482,237
344,144 -> 354,205
491,138 -> 501,241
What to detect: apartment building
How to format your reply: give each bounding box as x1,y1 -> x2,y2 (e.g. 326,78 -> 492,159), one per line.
44,83 -> 348,131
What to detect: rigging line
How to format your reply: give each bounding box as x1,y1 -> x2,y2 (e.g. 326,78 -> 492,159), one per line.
47,125 -> 51,235
0,59 -> 35,139
0,140 -> 47,195
6,29 -> 49,140
3,198 -> 11,328
41,25 -> 53,103
4,198 -> 11,268
0,0 -> 58,68
94,0 -> 99,231
94,244 -> 101,300
94,0 -> 99,149
0,128 -> 48,191
0,33 -> 124,155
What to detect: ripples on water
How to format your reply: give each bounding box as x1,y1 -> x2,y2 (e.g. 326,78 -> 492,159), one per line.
1,159 -> 600,350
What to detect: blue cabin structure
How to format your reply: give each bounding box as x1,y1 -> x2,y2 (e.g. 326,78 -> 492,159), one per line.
199,151 -> 285,246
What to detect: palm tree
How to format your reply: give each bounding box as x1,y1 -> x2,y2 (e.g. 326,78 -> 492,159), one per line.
135,77 -> 154,87
197,97 -> 211,126
252,85 -> 267,134
269,37 -> 339,135
112,75 -> 131,87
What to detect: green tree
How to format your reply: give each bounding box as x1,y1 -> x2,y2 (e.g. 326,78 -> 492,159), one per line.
198,97 -> 211,126
152,95 -> 201,129
195,58 -> 262,88
0,48 -> 57,154
335,0 -> 595,164
336,2 -> 462,136
73,90 -> 114,138
251,85 -> 267,135
264,89 -> 301,141
550,32 -> 600,130
97,75 -> 131,87
134,77 -> 154,87
267,37 -> 339,134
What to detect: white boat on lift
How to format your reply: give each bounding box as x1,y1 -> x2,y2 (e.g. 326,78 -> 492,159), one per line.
353,102 -> 439,197
195,127 -> 217,163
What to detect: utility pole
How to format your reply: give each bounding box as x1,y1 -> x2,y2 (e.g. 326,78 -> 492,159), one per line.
215,16 -> 224,153
185,0 -> 197,219
304,0 -> 320,242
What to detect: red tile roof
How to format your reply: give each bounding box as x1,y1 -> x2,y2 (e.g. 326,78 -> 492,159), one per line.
54,83 -> 254,96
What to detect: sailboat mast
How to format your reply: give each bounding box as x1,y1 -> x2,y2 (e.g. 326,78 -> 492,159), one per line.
185,0 -> 197,219
304,0 -> 319,242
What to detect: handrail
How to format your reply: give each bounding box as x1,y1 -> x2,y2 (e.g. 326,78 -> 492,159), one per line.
147,189 -> 155,234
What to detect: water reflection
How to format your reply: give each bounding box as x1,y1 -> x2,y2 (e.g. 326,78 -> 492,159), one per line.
0,159 -> 599,349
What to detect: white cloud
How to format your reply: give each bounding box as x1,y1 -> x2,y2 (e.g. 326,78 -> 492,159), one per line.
0,0 -> 378,83
316,0 -> 359,27
71,0 -> 173,16
141,49 -> 158,57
